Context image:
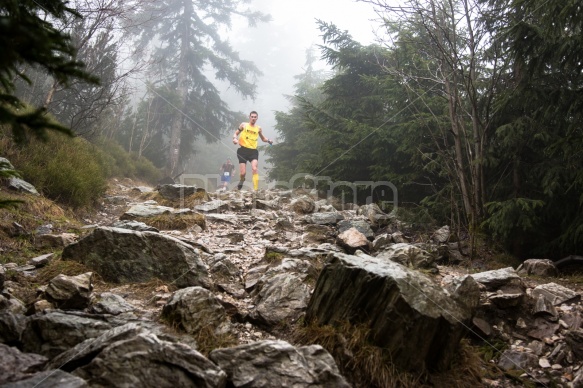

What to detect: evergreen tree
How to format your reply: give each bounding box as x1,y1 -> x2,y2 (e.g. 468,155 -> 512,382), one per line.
130,0 -> 269,175
0,0 -> 97,143
266,47 -> 327,183
480,0 -> 583,256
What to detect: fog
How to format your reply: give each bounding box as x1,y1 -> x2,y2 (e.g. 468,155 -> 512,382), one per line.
188,0 -> 381,176
226,0 -> 380,137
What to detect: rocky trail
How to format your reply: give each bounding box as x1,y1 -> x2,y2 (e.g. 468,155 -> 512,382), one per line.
2,177 -> 583,387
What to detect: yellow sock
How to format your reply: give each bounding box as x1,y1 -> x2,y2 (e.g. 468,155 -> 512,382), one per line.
252,173 -> 259,190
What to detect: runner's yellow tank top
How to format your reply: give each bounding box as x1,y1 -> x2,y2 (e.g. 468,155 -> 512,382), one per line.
239,123 -> 260,149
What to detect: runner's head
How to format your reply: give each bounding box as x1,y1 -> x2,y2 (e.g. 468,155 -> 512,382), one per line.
249,111 -> 258,125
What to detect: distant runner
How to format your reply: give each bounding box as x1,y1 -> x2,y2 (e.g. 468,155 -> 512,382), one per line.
232,111 -> 272,190
219,158 -> 235,190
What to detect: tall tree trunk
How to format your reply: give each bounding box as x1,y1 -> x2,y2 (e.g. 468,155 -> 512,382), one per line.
44,80 -> 58,108
165,7 -> 192,176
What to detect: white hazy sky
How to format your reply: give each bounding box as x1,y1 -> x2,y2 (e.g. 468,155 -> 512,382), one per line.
222,0 -> 383,139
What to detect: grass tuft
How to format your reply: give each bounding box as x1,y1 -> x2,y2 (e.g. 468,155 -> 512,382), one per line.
191,325 -> 238,356
293,320 -> 484,388
131,213 -> 206,230
35,258 -> 96,285
139,191 -> 209,208
429,339 -> 487,387
0,193 -> 82,264
263,251 -> 284,265
293,320 -> 420,387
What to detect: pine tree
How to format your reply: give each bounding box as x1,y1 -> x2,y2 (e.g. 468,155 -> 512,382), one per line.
130,0 -> 269,175
0,0 -> 97,143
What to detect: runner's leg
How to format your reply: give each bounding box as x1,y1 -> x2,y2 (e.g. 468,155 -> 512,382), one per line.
236,148 -> 247,190
251,159 -> 259,191
238,162 -> 246,190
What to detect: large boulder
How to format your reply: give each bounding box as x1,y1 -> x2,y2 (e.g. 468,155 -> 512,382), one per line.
89,292 -> 135,316
376,243 -> 436,269
469,267 -> 523,291
61,227 -> 210,288
21,311 -> 112,359
337,218 -> 374,239
357,203 -> 392,227
336,227 -> 370,253
470,267 -> 526,308
305,252 -> 475,372
289,195 -> 316,214
157,184 -> 199,200
531,282 -> 581,306
47,323 -> 226,387
8,178 -> 39,195
250,273 -> 310,327
517,259 -> 558,277
161,287 -> 232,336
0,312 -> 26,346
2,369 -> 88,388
209,340 -> 350,387
45,272 -> 93,310
120,204 -> 192,219
0,343 -> 48,385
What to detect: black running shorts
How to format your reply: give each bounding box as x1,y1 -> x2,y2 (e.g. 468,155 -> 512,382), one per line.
236,146 -> 259,164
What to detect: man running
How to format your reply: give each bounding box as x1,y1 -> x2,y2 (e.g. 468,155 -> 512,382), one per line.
232,111 -> 272,191
219,158 -> 235,190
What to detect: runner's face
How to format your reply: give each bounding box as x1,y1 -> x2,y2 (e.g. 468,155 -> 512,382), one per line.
249,114 -> 258,124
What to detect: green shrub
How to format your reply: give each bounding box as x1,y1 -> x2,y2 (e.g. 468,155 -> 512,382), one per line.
2,131 -> 108,208
94,137 -> 133,177
131,153 -> 162,183
95,137 -> 162,183
1,125 -> 162,209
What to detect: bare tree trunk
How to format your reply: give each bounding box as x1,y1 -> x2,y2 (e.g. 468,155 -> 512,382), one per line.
166,11 -> 191,176
139,97 -> 156,157
128,112 -> 136,153
44,80 -> 58,108
367,0 -> 503,256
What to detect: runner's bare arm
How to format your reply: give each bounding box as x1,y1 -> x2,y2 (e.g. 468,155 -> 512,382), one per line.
233,123 -> 245,144
258,127 -> 272,144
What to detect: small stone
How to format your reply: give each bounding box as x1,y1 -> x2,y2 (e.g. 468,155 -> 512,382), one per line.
33,299 -> 54,312
516,317 -> 527,329
539,358 -> 551,368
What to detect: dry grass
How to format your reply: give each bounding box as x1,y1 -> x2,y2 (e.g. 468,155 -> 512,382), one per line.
0,192 -> 80,231
0,191 -> 82,264
429,339 -> 486,387
191,325 -> 238,356
293,320 -> 420,387
4,256 -> 93,306
262,251 -> 284,265
158,312 -> 238,357
293,320 -> 484,388
3,270 -> 38,305
131,213 -> 206,230
304,254 -> 328,286
34,258 -> 96,285
117,278 -> 177,300
139,191 -> 209,209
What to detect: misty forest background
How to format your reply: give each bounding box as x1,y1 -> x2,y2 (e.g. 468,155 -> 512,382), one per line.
1,0 -> 582,261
